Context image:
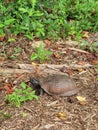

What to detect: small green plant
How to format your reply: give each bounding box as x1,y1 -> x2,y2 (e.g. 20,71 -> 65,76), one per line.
80,41 -> 98,53
89,42 -> 98,53
1,111 -> 12,120
10,47 -> 22,59
8,38 -> 16,42
5,82 -> 38,108
0,42 -> 7,58
30,42 -> 52,63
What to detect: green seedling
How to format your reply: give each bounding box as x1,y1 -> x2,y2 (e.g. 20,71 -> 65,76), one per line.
81,41 -> 98,53
0,42 -> 7,58
89,42 -> 98,53
5,82 -> 38,108
8,38 -> 16,42
10,47 -> 22,59
1,111 -> 12,120
30,42 -> 52,63
22,112 -> 27,118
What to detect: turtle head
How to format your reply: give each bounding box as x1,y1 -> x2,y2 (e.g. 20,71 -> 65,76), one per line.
30,77 -> 43,95
30,77 -> 40,88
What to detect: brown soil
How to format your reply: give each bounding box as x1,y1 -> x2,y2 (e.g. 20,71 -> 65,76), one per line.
0,34 -> 98,130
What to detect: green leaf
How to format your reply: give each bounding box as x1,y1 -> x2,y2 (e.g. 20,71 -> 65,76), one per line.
19,8 -> 28,13
8,38 -> 16,42
4,19 -> 15,26
20,26 -> 29,31
21,82 -> 26,89
0,23 -> 4,28
30,53 -> 38,60
92,42 -> 98,47
32,95 -> 39,100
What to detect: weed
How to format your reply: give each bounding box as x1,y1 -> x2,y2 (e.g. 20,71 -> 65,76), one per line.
0,42 -> 7,58
8,38 -> 16,42
80,41 -> 98,53
1,111 -> 12,120
30,42 -> 52,63
22,112 -> 27,118
10,47 -> 22,59
89,42 -> 98,53
5,82 -> 38,108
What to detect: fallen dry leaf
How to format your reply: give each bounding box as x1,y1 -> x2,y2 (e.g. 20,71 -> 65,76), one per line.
18,54 -> 23,60
53,52 -> 61,59
4,83 -> 14,94
0,35 -> 4,42
0,57 -> 6,61
78,61 -> 87,65
86,53 -> 94,60
0,45 -> 2,49
57,112 -> 67,119
92,60 -> 98,65
31,40 -> 43,48
82,31 -> 89,38
32,62 -> 38,66
76,96 -> 88,105
32,63 -> 40,76
77,68 -> 83,72
44,39 -> 51,46
60,66 -> 73,75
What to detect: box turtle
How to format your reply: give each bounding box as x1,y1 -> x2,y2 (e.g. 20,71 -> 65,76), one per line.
30,74 -> 79,96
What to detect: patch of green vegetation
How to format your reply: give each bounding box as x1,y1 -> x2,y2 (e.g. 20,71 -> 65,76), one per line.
1,111 -> 12,120
89,42 -> 98,53
0,42 -> 7,58
10,47 -> 22,59
30,42 -> 52,63
0,0 -> 98,40
95,65 -> 98,74
80,41 -> 98,53
8,38 -> 16,42
22,112 -> 27,118
5,82 -> 38,108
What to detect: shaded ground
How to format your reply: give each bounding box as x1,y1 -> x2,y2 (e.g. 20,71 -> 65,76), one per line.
0,34 -> 98,130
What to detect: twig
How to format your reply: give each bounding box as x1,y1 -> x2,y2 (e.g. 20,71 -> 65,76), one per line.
0,102 -> 6,107
18,63 -> 93,70
68,47 -> 90,54
23,106 -> 36,114
23,106 -> 33,113
0,63 -> 93,75
0,68 -> 33,74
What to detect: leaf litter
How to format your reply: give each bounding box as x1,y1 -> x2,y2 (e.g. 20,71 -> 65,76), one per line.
0,34 -> 98,130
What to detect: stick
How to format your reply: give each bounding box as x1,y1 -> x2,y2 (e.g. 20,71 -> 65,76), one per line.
0,63 -> 93,75
68,47 -> 90,54
0,68 -> 34,74
18,63 -> 93,70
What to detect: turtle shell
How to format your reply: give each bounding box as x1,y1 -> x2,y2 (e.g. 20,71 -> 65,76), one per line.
39,74 -> 79,96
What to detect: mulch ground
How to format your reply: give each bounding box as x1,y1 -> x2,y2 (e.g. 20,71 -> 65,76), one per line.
0,33 -> 98,130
